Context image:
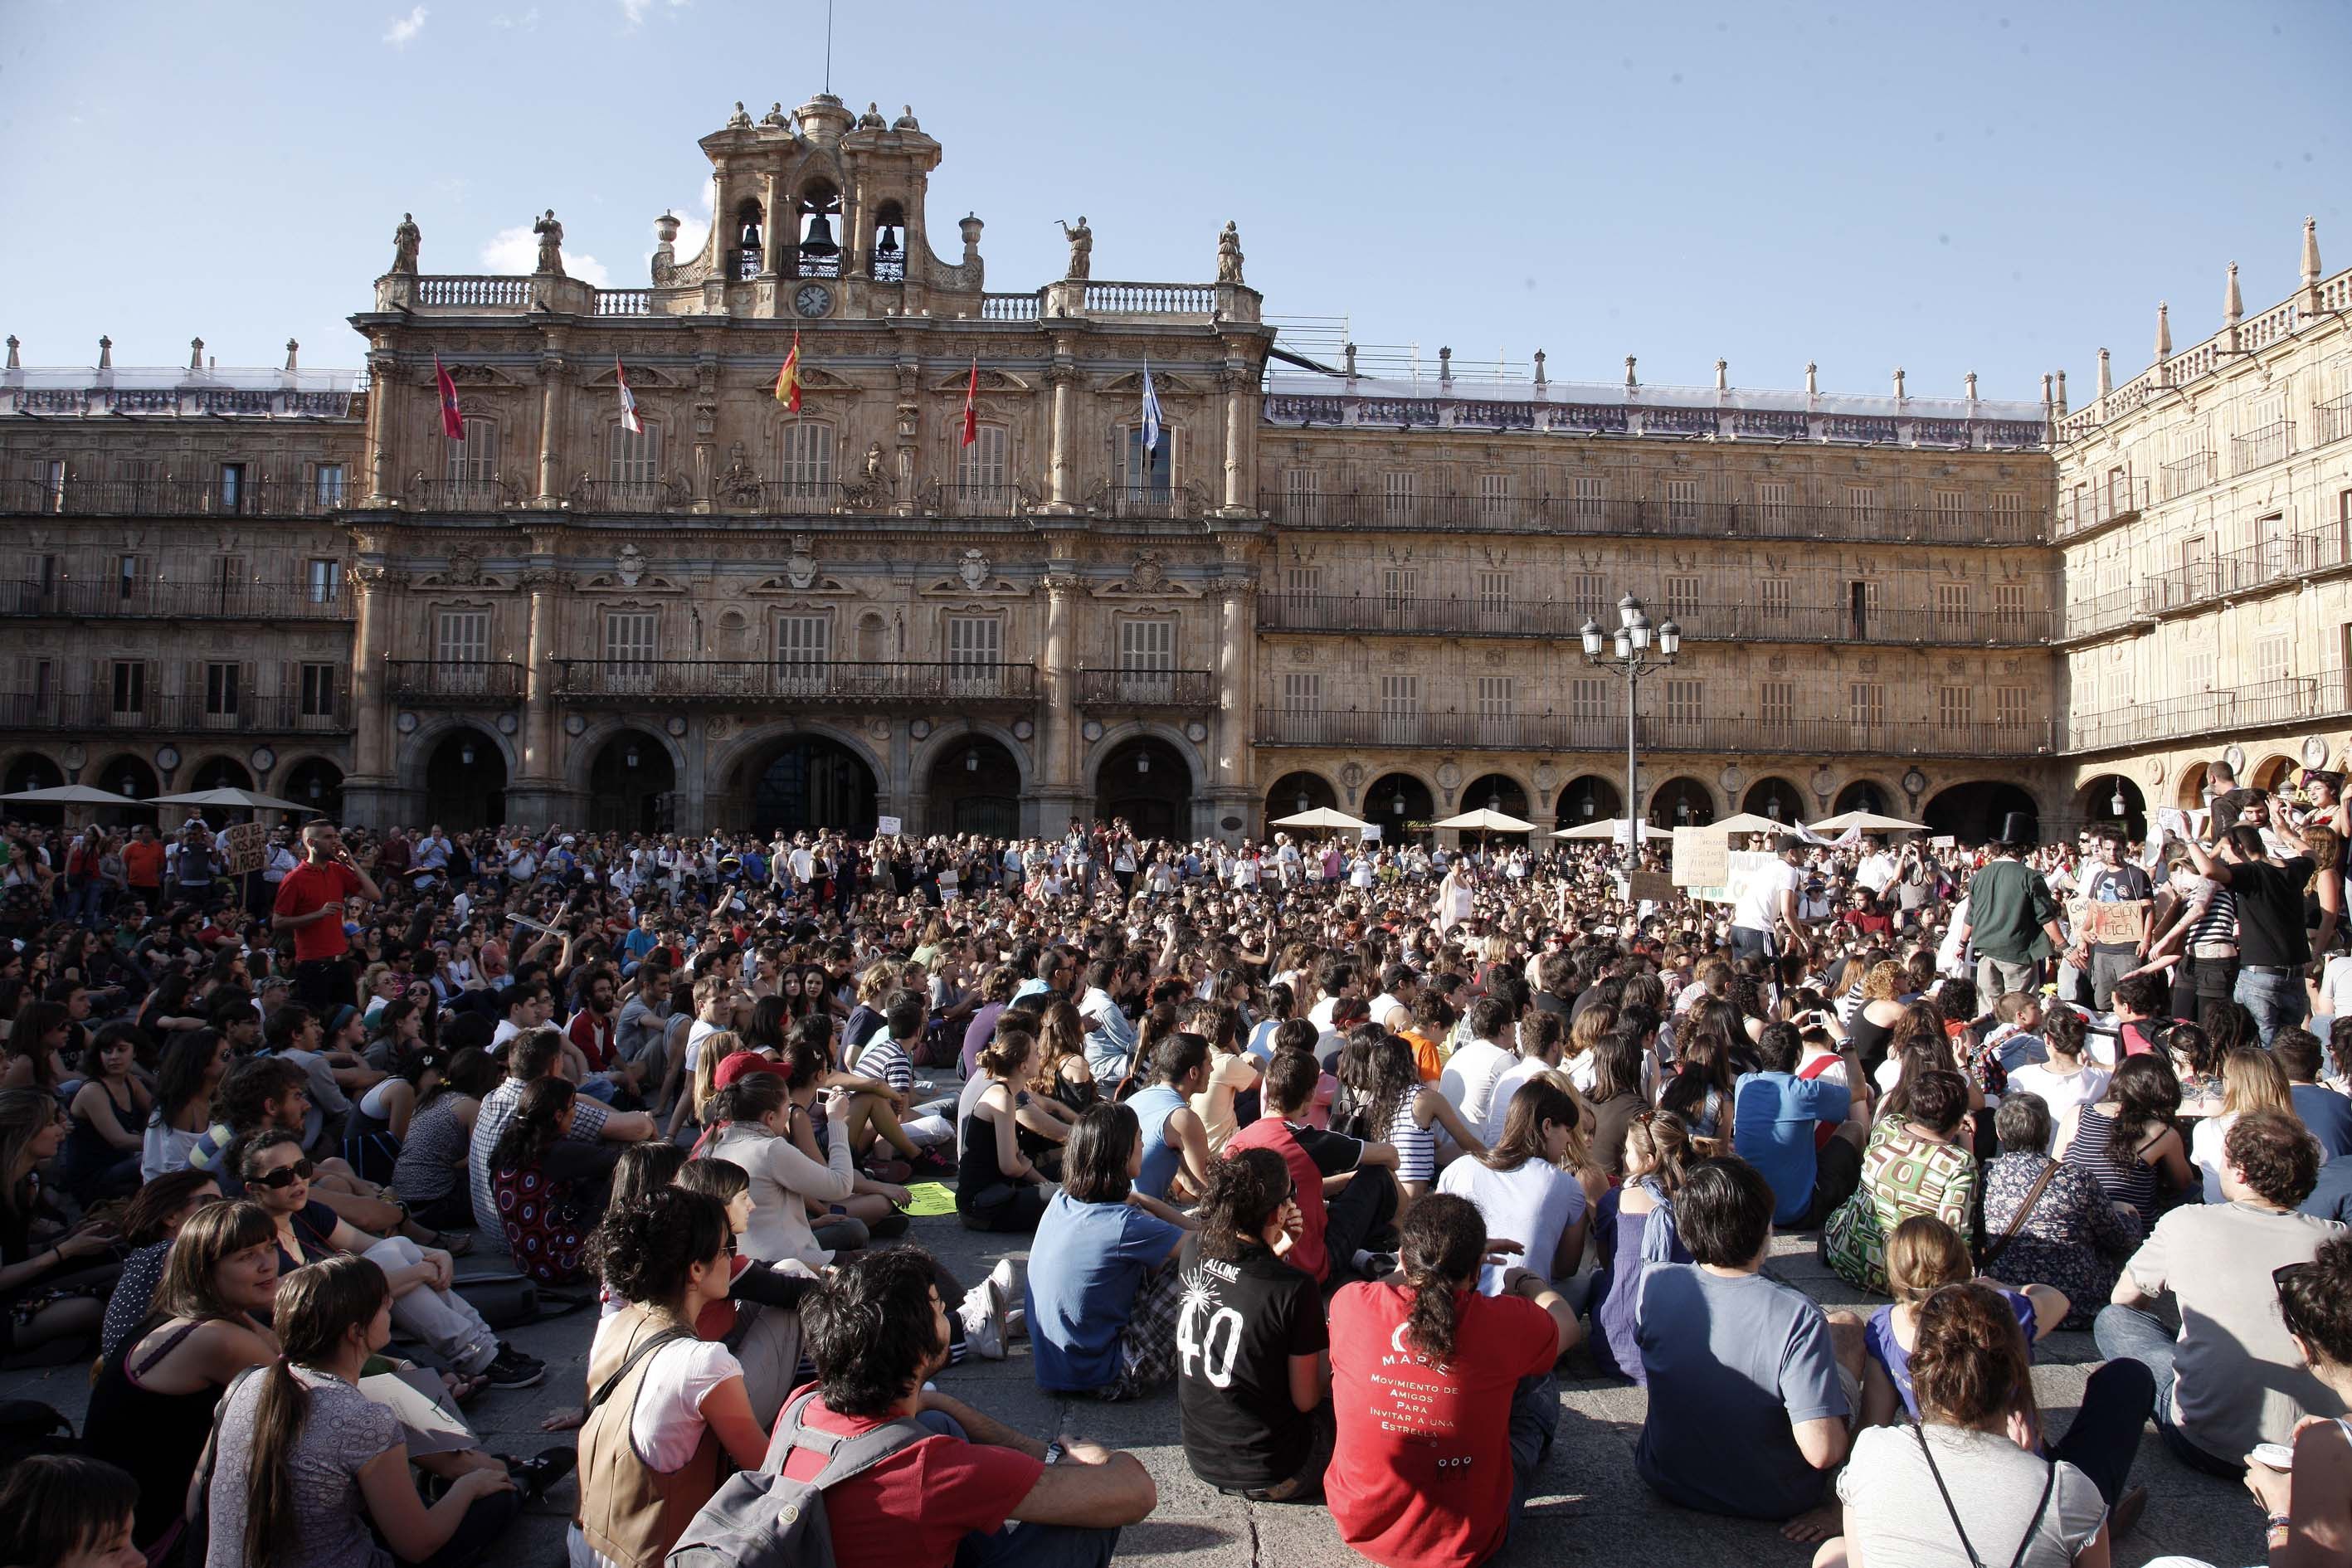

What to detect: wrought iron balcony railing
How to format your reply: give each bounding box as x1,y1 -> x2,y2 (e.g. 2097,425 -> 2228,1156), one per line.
384,660 -> 528,704
0,578 -> 353,623
1256,593 -> 2049,646
0,475 -> 353,519
1252,708 -> 2056,758
1071,669 -> 1218,710
1257,490 -> 2047,547
0,691 -> 352,734
2066,670 -> 2352,754
548,659 -> 1040,707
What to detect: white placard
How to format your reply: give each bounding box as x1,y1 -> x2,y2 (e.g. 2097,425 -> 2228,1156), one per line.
875,816 -> 903,836
1361,825 -> 1382,842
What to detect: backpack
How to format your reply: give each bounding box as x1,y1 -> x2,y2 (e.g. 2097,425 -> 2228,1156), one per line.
666,1390 -> 931,1568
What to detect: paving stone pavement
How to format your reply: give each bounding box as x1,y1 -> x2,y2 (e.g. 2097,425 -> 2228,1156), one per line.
6,1109 -> 2265,1567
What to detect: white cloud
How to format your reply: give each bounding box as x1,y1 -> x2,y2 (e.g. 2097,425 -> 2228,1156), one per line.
490,7 -> 539,27
481,226 -> 611,288
619,0 -> 688,25
382,6 -> 427,46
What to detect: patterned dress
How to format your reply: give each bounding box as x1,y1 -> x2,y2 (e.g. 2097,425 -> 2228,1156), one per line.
1823,1116 -> 1978,1294
491,1159 -> 592,1285
1978,1152 -> 2142,1329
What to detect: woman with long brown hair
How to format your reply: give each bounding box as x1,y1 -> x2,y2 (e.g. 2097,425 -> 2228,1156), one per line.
1327,1194 -> 1578,1566
1033,996 -> 1098,1118
1438,1075 -> 1590,1287
1590,1109 -> 1696,1383
206,1255 -> 518,1568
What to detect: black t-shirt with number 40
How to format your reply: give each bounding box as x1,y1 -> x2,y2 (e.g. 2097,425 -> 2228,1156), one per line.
1174,1232 -> 1330,1493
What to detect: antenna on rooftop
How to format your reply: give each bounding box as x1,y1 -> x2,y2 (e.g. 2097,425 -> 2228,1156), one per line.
824,0 -> 835,94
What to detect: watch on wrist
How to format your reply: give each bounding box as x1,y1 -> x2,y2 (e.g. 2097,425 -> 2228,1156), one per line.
1042,1441 -> 1064,1466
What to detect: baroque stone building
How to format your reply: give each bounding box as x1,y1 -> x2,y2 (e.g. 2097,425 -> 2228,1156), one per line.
2,95 -> 2341,843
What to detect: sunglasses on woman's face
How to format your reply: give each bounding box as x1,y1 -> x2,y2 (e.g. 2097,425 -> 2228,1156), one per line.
251,1158 -> 316,1189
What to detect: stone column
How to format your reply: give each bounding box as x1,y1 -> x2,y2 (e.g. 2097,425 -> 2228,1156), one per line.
365,350 -> 397,504
1043,358 -> 1077,511
1220,367 -> 1249,512
507,566 -> 566,825
758,173 -> 782,280
536,355 -> 567,506
342,565 -> 402,826
1035,567 -> 1082,825
1210,571 -> 1256,843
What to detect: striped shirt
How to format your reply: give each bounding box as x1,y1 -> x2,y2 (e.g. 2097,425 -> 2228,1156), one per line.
855,1036 -> 913,1097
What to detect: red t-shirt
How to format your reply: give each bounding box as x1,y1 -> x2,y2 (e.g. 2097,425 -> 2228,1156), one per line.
771,1395 -> 1044,1568
273,861 -> 360,962
1225,1117 -> 1330,1283
1326,1282 -> 1561,1568
123,840 -> 166,889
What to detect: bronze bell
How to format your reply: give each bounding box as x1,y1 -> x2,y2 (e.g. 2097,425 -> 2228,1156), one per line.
876,224 -> 900,258
799,212 -> 839,258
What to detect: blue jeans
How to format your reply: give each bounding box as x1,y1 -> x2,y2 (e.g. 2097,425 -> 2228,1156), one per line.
919,1413 -> 1122,1568
2091,1303 -> 2245,1478
2233,967 -> 2309,1045
1502,1372 -> 1561,1551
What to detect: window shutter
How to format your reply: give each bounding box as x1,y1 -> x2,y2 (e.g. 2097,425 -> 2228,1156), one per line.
146,659 -> 163,720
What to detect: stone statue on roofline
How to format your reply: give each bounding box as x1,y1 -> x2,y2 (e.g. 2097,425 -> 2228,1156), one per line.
533,210 -> 565,277
1217,221 -> 1244,285
760,101 -> 789,129
727,100 -> 752,129
390,212 -> 421,275
1057,216 -> 1092,280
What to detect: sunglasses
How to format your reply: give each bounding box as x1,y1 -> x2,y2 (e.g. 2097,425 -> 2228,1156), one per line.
251,1158 -> 317,1189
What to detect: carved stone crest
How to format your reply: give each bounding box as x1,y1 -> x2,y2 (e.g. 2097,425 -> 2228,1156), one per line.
958,549 -> 988,590
445,548 -> 481,587
786,536 -> 819,591
616,543 -> 648,588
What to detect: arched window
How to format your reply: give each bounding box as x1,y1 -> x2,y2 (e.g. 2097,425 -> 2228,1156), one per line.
608,421 -> 661,485
795,183 -> 842,279
733,199 -> 766,280
778,421 -> 833,499
871,201 -> 905,283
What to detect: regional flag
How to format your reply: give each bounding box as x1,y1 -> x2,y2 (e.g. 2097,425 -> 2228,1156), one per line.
615,355 -> 642,436
962,355 -> 979,446
773,331 -> 802,412
434,353 -> 463,439
1140,359 -> 1163,454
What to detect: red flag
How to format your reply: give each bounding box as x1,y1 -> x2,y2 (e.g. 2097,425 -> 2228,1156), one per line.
961,355 -> 978,446
773,331 -> 802,412
433,353 -> 463,439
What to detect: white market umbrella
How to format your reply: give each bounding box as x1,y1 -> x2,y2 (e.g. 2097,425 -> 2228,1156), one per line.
1432,808 -> 1541,834
2,784 -> 129,806
149,786 -> 311,813
1554,817 -> 1672,841
1270,806 -> 1372,831
1701,811 -> 1795,836
1806,809 -> 1927,835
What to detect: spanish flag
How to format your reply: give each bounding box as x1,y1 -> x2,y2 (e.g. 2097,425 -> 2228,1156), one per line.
773,330 -> 802,412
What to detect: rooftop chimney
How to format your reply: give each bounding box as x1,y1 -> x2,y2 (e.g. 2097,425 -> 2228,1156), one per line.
2054,368 -> 2067,417
1624,356 -> 1637,388
1714,358 -> 1727,392
97,336 -> 112,370
2302,216 -> 2325,314
1342,341 -> 1357,379
1804,362 -> 1818,396
189,337 -> 203,371
4,336 -> 17,371
1892,366 -> 1906,401
285,339 -> 299,371
1965,370 -> 1979,402
2096,348 -> 2111,399
1531,349 -> 1546,388
2154,301 -> 2172,382
1438,345 -> 1452,387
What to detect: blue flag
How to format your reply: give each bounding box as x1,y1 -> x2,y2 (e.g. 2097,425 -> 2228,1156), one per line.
1140,361 -> 1162,455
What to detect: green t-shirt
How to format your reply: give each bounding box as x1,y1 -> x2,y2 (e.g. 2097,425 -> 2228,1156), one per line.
1965,858 -> 2059,963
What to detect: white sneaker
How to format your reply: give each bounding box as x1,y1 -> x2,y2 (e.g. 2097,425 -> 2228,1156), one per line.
987,1258 -> 1027,1342
961,1273 -> 1009,1361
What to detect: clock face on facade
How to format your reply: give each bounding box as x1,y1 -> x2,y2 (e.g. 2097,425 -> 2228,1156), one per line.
794,283 -> 833,319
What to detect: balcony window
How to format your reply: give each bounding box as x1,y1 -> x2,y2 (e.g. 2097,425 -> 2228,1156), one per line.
110,660 -> 145,717
1936,685 -> 1974,729
1995,686 -> 2030,730
314,465 -> 346,507
776,615 -> 830,694
1760,577 -> 1791,622
219,463 -> 247,513
1568,476 -> 1606,524
1755,480 -> 1794,527
299,663 -> 339,718
1667,479 -> 1700,525
1378,675 -> 1419,746
1476,570 -> 1511,621
1477,473 -> 1513,525
1280,672 -> 1321,709
1283,468 -> 1321,522
118,555 -> 142,603
957,426 -> 1009,504
1122,428 -> 1171,499
1760,682 -> 1794,731
1848,681 -> 1886,728
947,616 -> 1001,696
1936,582 -> 1972,635
778,420 -> 833,499
608,422 -> 662,485
205,662 -> 241,719
606,611 -> 659,693
446,419 -> 499,486
308,559 -> 340,604
1664,679 -> 1702,728
1116,619 -> 1176,702
1381,470 -> 1415,523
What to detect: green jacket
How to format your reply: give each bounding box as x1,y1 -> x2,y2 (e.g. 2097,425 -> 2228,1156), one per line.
1965,857 -> 2059,963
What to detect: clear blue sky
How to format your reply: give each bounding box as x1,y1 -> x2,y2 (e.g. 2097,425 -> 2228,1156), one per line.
2,0 -> 2343,400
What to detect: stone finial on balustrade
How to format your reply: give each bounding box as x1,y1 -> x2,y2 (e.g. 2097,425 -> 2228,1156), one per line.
1804,362 -> 1818,395
1624,356 -> 1637,388
1965,370 -> 1979,402
2224,261 -> 2243,327
285,339 -> 299,371
1439,346 -> 1452,387
2154,300 -> 2172,367
5,336 -> 17,371
1532,349 -> 1545,388
2054,368 -> 2067,417
958,212 -> 983,265
2095,348 -> 2111,399
1892,366 -> 1906,401
97,336 -> 112,370
1343,342 -> 1358,379
2302,217 -> 2322,288
1714,358 -> 1727,392
2039,373 -> 2053,410
189,338 -> 204,371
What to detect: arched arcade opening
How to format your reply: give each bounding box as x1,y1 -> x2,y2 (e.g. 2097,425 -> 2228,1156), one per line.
1741,777 -> 1806,825
424,729 -> 506,832
1367,772 -> 1434,844
588,730 -> 677,835
929,738 -> 1022,839
1648,777 -> 1715,830
2,754 -> 65,826
1554,775 -> 1623,830
1096,738 -> 1192,840
1924,781 -> 2041,845
1264,771 -> 1337,825
748,734 -> 878,836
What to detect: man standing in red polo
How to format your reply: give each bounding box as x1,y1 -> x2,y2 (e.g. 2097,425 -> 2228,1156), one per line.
273,821 -> 382,1010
